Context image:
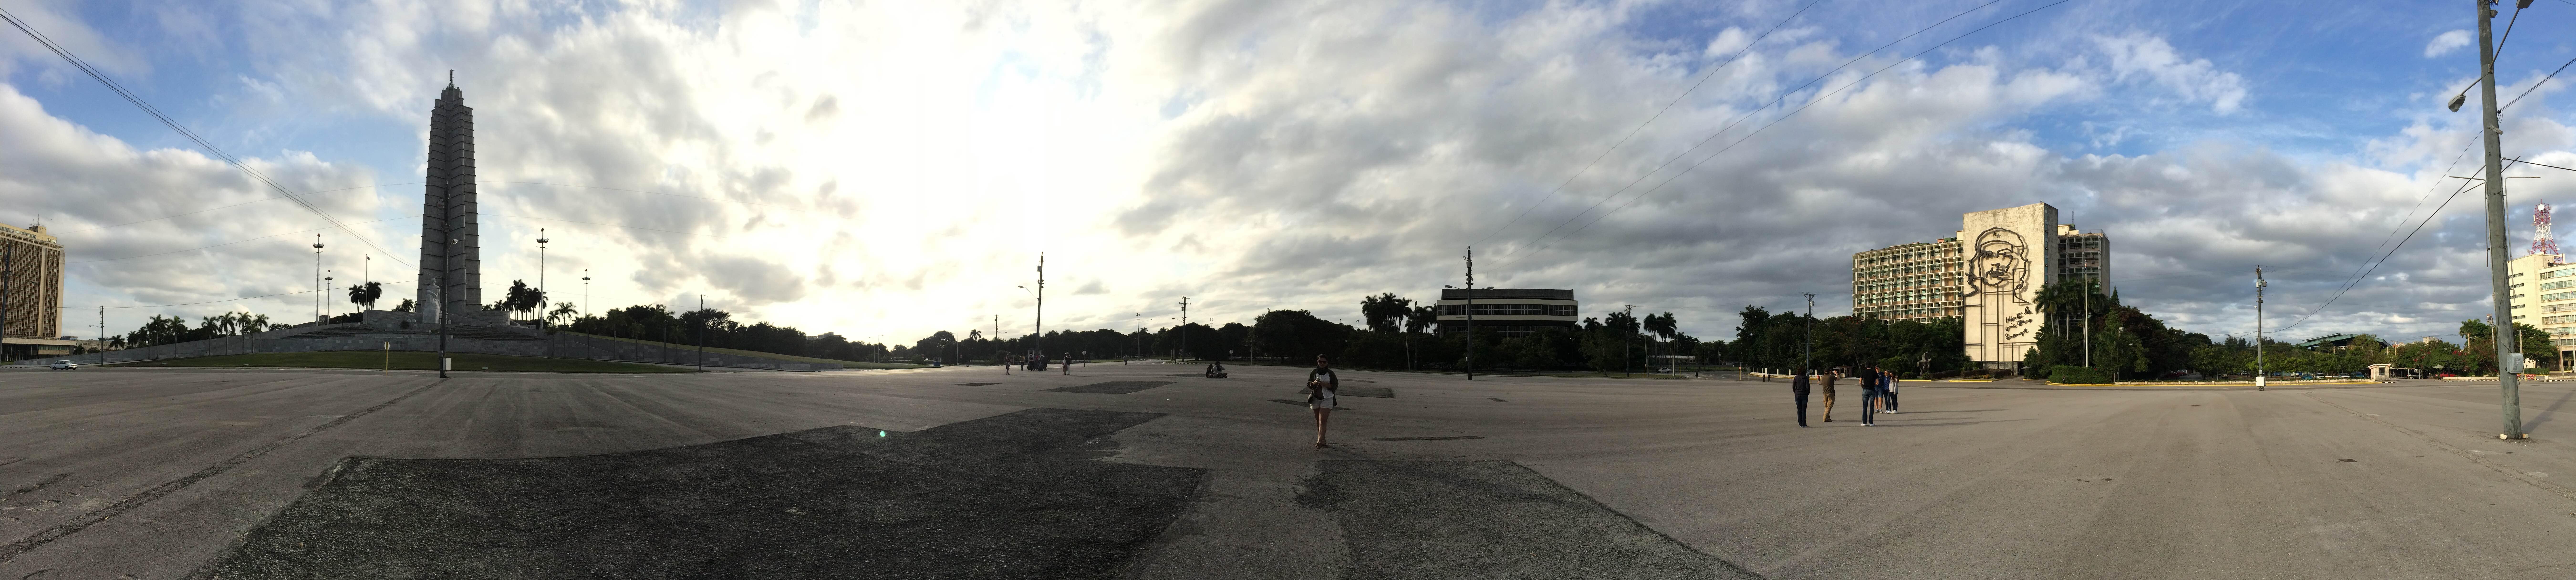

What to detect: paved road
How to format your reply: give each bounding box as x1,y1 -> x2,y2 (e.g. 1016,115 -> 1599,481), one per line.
4,363 -> 2576,578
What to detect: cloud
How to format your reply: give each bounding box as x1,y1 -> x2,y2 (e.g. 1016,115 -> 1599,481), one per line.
2090,32 -> 2247,114
2424,30 -> 2472,58
9,0 -> 2573,350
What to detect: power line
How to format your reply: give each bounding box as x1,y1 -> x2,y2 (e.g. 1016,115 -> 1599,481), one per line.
2501,54 -> 2576,112
1469,0 -> 1821,247
54,183 -> 419,234
0,6 -> 413,270
2269,173 -> 2487,335
1506,0 -> 2072,269
65,217 -> 410,265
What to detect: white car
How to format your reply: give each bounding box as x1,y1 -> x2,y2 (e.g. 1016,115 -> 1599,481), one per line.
1656,367 -> 1673,373
49,360 -> 77,370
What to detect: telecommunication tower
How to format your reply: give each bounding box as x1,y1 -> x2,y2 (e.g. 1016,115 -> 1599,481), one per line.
2535,203 -> 2561,257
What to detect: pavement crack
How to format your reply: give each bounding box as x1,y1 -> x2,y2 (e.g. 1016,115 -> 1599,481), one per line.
2307,394 -> 2576,503
0,379 -> 446,564
6,474 -> 70,498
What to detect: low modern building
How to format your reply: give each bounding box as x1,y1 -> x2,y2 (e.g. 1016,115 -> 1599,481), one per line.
0,223 -> 65,361
1850,203 -> 2111,370
1435,288 -> 1577,338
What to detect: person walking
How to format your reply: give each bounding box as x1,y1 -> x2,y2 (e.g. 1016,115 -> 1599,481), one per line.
1858,366 -> 1883,426
1305,354 -> 1340,448
1880,368 -> 1900,414
1820,368 -> 1839,423
1790,367 -> 1813,427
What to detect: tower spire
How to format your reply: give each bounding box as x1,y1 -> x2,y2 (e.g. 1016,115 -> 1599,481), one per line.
2535,203 -> 2560,258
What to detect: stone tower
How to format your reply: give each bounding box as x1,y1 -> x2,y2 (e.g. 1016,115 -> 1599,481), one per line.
416,74 -> 481,326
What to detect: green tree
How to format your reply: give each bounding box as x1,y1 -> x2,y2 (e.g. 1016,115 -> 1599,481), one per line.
1360,294 -> 1413,333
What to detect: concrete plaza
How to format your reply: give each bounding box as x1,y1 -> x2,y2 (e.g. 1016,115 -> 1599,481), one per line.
4,362 -> 2575,578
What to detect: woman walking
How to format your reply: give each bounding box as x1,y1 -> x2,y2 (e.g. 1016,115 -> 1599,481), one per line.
1306,354 -> 1340,448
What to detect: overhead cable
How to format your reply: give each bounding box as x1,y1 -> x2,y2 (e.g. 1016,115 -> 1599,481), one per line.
0,6 -> 413,269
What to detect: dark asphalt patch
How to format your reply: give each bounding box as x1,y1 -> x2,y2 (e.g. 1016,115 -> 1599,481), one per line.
1338,387 -> 1394,398
1271,399 -> 1347,410
1488,398 -> 1511,403
198,408 -> 1207,579
953,382 -> 998,386
2,380 -> 443,565
1048,381 -> 1175,394
1371,436 -> 1484,441
1297,460 -> 1761,579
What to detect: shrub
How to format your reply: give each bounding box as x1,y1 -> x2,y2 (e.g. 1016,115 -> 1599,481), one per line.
2048,365 -> 2115,384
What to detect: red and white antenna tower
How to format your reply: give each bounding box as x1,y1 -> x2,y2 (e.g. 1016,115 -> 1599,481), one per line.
2535,203 -> 2562,257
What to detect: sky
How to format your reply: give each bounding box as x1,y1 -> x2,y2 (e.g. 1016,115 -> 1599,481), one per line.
3,0 -> 2574,348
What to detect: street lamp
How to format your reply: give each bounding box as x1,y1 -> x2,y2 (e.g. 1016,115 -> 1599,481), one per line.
325,271 -> 334,322
582,270 -> 591,320
537,228 -> 549,329
312,235 -> 325,325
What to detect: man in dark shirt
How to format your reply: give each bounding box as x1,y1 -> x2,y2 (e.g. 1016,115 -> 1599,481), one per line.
1790,367 -> 1812,427
1858,366 -> 1882,426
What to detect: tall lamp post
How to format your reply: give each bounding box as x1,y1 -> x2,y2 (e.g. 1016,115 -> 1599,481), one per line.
312,235 -> 326,325
1801,292 -> 1817,375
581,270 -> 591,320
324,271 -> 334,322
536,228 -> 549,329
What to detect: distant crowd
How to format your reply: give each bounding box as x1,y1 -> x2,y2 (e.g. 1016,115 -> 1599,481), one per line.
1786,365 -> 1899,426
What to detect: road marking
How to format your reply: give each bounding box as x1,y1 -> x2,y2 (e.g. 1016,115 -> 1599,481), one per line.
0,379 -> 445,564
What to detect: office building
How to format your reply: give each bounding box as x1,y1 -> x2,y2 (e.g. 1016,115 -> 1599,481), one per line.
1435,288 -> 1577,338
1850,203 -> 2111,369
0,223 -> 68,360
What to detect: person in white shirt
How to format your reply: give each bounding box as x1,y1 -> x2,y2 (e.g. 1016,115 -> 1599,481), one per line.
1305,354 -> 1340,449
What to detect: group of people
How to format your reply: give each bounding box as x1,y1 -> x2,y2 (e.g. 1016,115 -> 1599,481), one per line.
1787,366 -> 1899,427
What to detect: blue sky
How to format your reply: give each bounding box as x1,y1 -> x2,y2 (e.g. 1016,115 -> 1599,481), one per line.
5,0 -> 2576,347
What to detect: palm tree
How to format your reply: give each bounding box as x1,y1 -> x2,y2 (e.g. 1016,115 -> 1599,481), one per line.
245,314 -> 270,334
349,281 -> 383,311
546,301 -> 578,326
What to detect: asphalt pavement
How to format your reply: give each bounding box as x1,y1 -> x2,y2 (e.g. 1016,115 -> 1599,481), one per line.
5,362 -> 2576,578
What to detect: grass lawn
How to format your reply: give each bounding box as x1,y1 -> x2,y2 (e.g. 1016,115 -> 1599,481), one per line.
556,331 -> 931,369
106,351 -> 695,373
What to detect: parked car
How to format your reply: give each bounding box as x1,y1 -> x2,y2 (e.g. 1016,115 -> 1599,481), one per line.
48,360 -> 76,370
1656,367 -> 1673,373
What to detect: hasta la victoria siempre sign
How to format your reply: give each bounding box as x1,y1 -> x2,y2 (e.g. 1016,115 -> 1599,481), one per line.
1961,227 -> 2038,340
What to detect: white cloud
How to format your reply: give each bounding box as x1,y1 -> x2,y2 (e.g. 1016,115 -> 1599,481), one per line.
2425,29 -> 2472,58
8,0 -> 2574,348
2090,32 -> 2247,114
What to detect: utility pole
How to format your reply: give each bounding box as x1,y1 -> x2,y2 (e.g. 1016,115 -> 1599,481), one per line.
1035,254 -> 1045,369
696,294 -> 706,372
582,270 -> 590,319
1802,292 -> 1817,375
2474,0 -> 2526,439
1179,297 -> 1190,362
1133,313 -> 1142,362
2255,266 -> 2266,391
2083,278 -> 2092,368
1465,247 -> 1477,380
